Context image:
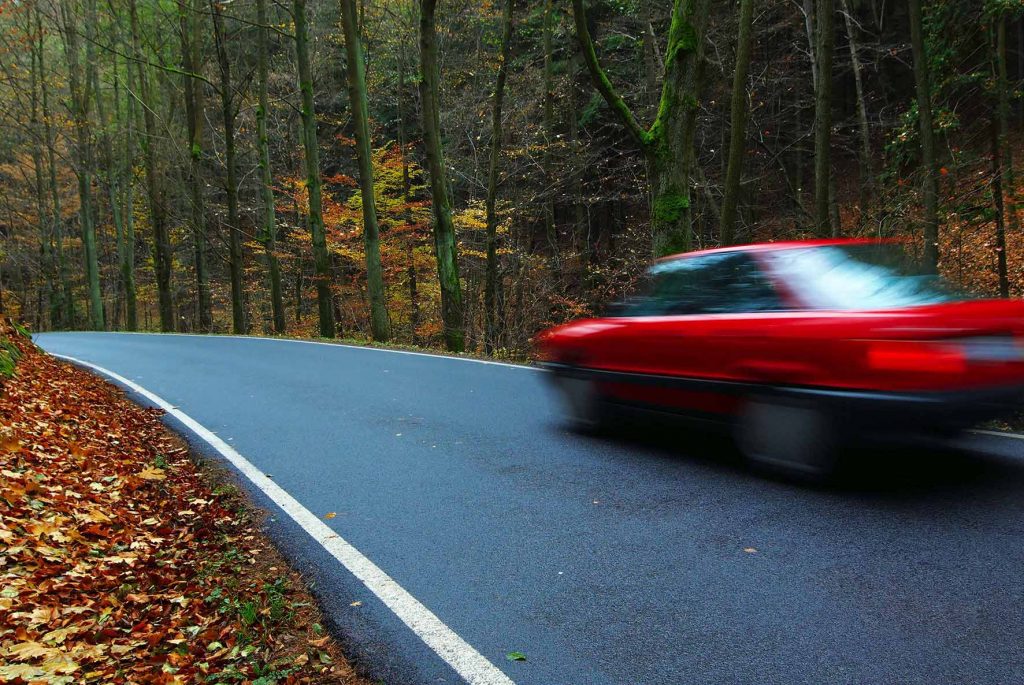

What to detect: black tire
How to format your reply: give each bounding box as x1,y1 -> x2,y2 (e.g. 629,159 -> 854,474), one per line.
554,375 -> 607,432
735,395 -> 839,480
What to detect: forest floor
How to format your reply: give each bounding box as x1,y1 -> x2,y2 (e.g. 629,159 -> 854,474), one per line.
0,319 -> 370,684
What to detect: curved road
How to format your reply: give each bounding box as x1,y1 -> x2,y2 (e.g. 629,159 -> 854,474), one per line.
35,333 -> 1024,685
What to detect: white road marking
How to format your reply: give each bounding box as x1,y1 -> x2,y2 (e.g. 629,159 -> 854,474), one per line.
971,429 -> 1024,441
53,353 -> 517,685
49,331 -> 539,371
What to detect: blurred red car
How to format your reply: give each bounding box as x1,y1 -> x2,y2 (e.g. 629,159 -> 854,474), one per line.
534,239 -> 1024,476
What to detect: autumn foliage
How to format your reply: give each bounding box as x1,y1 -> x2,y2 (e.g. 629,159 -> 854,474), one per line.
0,320 -> 365,684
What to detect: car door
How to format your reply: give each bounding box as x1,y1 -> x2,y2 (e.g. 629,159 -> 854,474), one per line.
595,252 -> 787,414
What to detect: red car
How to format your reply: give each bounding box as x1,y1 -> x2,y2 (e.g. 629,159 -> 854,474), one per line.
534,239 -> 1024,476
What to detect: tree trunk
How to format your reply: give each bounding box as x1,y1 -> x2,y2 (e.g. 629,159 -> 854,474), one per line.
419,0 -> 465,351
89,8 -> 129,331
120,26 -> 138,331
997,15 -> 1021,240
572,0 -> 710,257
569,49 -> 589,268
542,0 -> 558,266
256,0 -> 286,334
211,0 -> 246,334
908,0 -> 939,272
60,0 -> 104,330
718,0 -> 755,246
397,53 -> 420,343
181,0 -> 212,332
28,15 -> 54,328
293,0 -> 335,337
39,4 -> 73,328
341,0 -> 391,342
812,0 -> 834,237
991,118 -> 1010,298
485,0 -> 513,355
841,0 -> 872,226
641,1 -> 662,109
131,0 -> 174,330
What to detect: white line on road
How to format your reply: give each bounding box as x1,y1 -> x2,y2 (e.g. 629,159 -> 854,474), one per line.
53,353 -> 517,685
971,429 -> 1024,441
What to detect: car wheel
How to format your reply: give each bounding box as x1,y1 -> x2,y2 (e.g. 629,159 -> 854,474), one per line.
735,396 -> 839,479
556,375 -> 606,432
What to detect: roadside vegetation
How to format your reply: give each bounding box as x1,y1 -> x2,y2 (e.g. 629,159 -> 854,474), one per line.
0,319 -> 368,684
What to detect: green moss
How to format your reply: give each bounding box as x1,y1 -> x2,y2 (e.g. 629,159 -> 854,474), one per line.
653,193 -> 690,224
664,16 -> 697,64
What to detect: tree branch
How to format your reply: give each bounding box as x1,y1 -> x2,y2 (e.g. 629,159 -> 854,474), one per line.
570,0 -> 649,148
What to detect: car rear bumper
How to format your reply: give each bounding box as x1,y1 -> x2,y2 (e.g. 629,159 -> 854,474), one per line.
538,362 -> 1024,430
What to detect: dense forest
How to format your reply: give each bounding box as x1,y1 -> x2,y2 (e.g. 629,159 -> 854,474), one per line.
0,0 -> 1021,354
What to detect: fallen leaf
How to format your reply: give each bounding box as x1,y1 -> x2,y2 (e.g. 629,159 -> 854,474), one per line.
5,641 -> 57,660
506,651 -> 527,662
137,466 -> 166,481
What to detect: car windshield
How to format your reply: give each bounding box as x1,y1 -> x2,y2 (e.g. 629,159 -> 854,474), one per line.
765,243 -> 971,310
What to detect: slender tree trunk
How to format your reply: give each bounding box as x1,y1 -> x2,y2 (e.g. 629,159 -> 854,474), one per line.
39,5 -> 72,328
813,0 -> 834,237
997,15 -> 1020,239
108,25 -> 136,331
573,0 -> 710,257
719,0 -> 755,246
89,16 -> 129,331
85,0 -> 106,326
211,0 -> 246,334
120,29 -> 138,330
991,118 -> 1010,298
542,0 -> 558,265
680,49 -> 705,244
484,0 -> 513,355
61,0 -> 104,330
841,0 -> 872,226
641,1 -> 662,109
181,0 -> 212,331
60,0 -> 103,327
256,0 -> 286,334
341,0 -> 390,341
396,54 -> 419,343
569,49 -> 589,268
293,0 -> 335,337
908,0 -> 939,272
419,0 -> 465,351
131,0 -> 174,330
28,17 -> 54,328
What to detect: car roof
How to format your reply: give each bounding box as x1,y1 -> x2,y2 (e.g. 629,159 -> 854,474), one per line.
654,237 -> 900,263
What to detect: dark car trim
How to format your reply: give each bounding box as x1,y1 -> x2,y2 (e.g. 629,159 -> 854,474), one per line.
538,361 -> 1024,428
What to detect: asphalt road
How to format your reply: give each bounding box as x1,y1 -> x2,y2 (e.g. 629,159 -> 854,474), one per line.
35,332 -> 1024,685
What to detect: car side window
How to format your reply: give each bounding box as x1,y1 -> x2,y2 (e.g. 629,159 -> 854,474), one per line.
619,252 -> 783,316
